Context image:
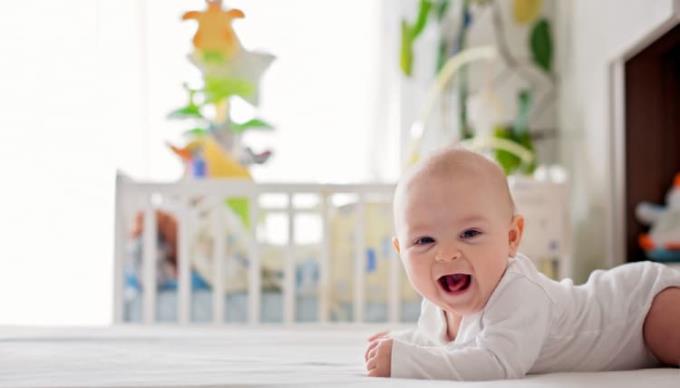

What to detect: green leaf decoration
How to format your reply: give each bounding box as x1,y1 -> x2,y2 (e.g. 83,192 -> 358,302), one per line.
513,89 -> 532,136
436,37 -> 448,74
530,18 -> 553,73
412,0 -> 433,37
516,131 -> 536,174
202,51 -> 225,64
230,118 -> 274,134
400,20 -> 414,76
204,76 -> 255,103
168,104 -> 204,120
493,124 -> 536,176
494,126 -> 519,175
183,127 -> 208,137
400,0 -> 433,76
434,0 -> 450,21
226,197 -> 250,228
459,65 -> 473,139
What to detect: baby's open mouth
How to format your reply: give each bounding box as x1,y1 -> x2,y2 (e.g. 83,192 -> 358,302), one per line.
438,274 -> 472,294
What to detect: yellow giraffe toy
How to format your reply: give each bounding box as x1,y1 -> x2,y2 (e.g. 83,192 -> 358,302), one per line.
182,0 -> 245,61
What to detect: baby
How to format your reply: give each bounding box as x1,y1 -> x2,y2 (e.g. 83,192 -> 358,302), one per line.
365,147 -> 680,380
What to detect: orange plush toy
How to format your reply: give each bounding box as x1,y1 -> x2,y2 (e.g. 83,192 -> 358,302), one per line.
131,210 -> 179,273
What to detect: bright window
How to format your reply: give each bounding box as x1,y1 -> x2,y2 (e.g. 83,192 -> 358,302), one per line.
0,0 -> 398,325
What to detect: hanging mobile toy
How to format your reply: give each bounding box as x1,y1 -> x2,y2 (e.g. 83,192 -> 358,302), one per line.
169,0 -> 276,179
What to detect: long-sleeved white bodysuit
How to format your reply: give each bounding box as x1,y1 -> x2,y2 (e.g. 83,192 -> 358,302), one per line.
391,254 -> 680,380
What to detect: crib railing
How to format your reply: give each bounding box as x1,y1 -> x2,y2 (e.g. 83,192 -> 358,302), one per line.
114,172 -> 570,325
114,173 -> 399,325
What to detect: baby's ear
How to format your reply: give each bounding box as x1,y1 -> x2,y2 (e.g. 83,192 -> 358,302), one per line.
508,214 -> 525,256
391,237 -> 401,255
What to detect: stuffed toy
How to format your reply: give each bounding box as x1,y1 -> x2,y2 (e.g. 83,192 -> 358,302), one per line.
130,210 -> 178,275
636,173 -> 680,261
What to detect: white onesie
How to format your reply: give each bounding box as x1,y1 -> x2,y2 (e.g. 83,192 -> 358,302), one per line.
391,254 -> 680,380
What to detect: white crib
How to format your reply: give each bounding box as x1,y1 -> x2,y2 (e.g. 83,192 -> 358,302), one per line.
113,172 -> 570,325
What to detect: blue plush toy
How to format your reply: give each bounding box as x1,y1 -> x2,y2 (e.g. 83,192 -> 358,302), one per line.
636,173 -> 680,262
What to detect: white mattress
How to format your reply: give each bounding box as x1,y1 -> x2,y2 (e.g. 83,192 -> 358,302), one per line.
1,325 -> 678,387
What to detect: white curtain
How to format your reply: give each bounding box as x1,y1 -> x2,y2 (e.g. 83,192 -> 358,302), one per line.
0,0 -> 399,325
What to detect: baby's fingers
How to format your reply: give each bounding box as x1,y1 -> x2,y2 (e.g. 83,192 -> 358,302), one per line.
368,346 -> 379,361
367,331 -> 388,341
366,355 -> 377,372
367,367 -> 381,377
364,340 -> 380,361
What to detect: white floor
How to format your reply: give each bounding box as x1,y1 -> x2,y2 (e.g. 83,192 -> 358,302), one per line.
1,325 -> 678,387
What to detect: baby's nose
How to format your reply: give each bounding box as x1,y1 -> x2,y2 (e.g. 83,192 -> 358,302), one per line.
435,244 -> 461,262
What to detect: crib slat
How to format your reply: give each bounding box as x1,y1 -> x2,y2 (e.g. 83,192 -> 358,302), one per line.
388,237 -> 401,323
354,194 -> 366,323
178,202 -> 191,324
387,196 -> 400,323
142,202 -> 157,324
212,202 -> 226,324
284,193 -> 296,324
318,192 -> 330,323
248,194 -> 261,324
113,175 -> 126,324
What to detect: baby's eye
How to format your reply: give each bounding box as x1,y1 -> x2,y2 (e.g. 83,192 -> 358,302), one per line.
460,229 -> 481,240
414,236 -> 435,246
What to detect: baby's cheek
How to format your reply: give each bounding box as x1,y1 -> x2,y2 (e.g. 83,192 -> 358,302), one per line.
474,254 -> 507,295
407,258 -> 437,295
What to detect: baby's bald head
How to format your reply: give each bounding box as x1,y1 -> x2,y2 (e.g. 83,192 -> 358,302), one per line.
391,148 -> 525,316
394,147 -> 515,230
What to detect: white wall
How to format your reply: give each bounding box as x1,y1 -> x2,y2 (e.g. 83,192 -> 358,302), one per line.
556,0 -> 679,281
0,1 -> 116,325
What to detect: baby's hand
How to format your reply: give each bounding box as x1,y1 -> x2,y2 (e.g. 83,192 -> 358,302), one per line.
364,331 -> 388,362
365,332 -> 393,377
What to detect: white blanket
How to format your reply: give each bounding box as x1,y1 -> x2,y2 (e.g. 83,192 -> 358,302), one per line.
1,325 -> 678,387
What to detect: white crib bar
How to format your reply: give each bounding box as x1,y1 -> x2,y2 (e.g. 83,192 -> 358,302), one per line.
248,193 -> 261,324
388,242 -> 401,323
353,194 -> 366,323
142,202 -> 157,324
284,193 -> 296,324
113,175 -> 126,323
177,202 -> 191,324
318,192 -> 331,323
212,203 -> 226,324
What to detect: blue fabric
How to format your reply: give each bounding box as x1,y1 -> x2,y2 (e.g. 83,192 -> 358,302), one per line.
647,248 -> 680,262
160,271 -> 211,291
125,271 -> 211,291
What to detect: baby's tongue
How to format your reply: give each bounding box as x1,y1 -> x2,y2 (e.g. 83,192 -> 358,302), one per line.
446,274 -> 468,292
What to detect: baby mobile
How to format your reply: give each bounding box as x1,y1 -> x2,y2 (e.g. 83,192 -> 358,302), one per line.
167,0 -> 275,223
167,0 -> 275,181
127,0 -> 275,293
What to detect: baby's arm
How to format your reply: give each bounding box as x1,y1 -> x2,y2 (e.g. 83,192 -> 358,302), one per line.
365,299 -> 438,376
365,297 -> 438,356
391,278 -> 552,380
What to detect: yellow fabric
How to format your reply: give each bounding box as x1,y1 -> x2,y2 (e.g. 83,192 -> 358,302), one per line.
187,137 -> 251,179
513,0 -> 543,25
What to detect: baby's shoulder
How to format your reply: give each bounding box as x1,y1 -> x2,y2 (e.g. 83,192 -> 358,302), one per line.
480,270 -> 554,327
496,271 -> 551,301
490,257 -> 555,307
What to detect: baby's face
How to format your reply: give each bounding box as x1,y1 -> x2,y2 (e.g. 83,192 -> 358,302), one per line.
393,171 -> 523,316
